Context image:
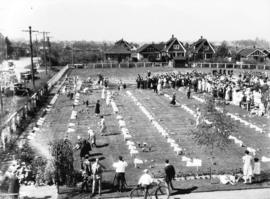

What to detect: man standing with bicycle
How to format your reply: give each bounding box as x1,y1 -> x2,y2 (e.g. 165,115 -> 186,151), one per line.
138,169 -> 154,199
164,159 -> 176,193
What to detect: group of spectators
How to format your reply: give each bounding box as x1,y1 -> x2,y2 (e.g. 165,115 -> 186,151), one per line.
136,69 -> 270,116
0,160 -> 36,198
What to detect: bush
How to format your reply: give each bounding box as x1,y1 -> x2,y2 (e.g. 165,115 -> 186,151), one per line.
49,139 -> 74,187
44,159 -> 56,185
17,143 -> 35,165
31,156 -> 47,185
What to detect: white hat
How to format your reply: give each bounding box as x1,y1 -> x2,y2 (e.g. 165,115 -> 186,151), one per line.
77,136 -> 81,140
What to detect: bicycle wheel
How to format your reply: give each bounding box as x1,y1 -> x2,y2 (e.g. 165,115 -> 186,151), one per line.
155,185 -> 170,199
130,187 -> 144,199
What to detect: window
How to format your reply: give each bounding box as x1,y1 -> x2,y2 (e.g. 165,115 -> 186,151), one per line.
173,44 -> 180,50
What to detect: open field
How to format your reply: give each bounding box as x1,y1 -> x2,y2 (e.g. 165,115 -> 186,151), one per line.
23,67 -> 270,198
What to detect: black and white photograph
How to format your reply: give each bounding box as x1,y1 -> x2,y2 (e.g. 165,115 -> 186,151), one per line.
0,0 -> 270,198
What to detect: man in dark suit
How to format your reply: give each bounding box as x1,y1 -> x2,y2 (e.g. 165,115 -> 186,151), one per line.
164,159 -> 176,192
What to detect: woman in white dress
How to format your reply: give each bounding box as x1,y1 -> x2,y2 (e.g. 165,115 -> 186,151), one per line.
101,87 -> 106,100
157,79 -> 162,95
242,150 -> 253,183
225,86 -> 231,102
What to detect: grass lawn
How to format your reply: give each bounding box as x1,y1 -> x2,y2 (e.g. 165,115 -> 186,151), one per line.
16,67 -> 270,198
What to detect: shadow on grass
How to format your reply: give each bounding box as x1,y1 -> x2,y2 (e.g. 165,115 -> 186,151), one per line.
23,197 -> 52,199
106,132 -> 121,136
58,181 -> 133,198
170,186 -> 198,196
90,152 -> 103,157
95,143 -> 109,148
102,113 -> 112,117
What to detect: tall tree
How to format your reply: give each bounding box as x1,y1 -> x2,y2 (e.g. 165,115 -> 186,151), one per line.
49,138 -> 74,193
191,97 -> 238,179
216,41 -> 229,58
5,37 -> 14,58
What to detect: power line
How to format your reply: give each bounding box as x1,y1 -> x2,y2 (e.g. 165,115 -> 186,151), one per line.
39,31 -> 50,74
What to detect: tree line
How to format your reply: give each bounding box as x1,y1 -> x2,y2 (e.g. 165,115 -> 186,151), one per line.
2,37 -> 270,66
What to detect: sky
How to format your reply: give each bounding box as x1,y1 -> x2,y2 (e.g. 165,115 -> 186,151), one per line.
0,0 -> 270,43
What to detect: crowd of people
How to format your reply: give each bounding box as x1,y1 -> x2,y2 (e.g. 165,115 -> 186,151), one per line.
136,69 -> 270,116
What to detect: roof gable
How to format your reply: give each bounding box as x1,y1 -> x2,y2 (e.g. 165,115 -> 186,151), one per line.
105,39 -> 134,54
167,39 -> 186,52
105,45 -> 131,54
115,39 -> 134,51
138,43 -> 165,53
238,48 -> 267,57
191,38 -> 215,53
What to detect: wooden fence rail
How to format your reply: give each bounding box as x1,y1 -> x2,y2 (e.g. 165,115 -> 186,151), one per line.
82,62 -> 170,69
192,62 -> 270,70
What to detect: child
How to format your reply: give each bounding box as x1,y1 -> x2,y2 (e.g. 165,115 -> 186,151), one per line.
88,127 -> 96,147
95,100 -> 101,116
253,157 -> 261,183
99,116 -> 107,136
170,93 -> 176,105
187,86 -> 191,99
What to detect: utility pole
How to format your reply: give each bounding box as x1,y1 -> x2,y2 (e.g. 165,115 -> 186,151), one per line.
0,85 -> 3,115
46,36 -> 52,74
22,26 -> 38,90
39,31 -> 50,74
71,43 -> 74,66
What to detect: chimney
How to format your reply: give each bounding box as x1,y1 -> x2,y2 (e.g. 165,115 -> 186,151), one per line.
200,36 -> 203,39
172,34 -> 174,39
253,45 -> 256,49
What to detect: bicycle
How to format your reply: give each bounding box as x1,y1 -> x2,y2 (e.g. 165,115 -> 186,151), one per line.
130,179 -> 169,199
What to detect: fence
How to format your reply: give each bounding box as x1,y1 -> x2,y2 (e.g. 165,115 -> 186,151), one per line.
0,65 -> 69,149
192,62 -> 270,70
0,193 -> 19,199
84,62 -> 169,69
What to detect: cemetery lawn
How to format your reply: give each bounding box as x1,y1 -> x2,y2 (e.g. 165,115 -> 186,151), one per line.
25,67 -> 270,198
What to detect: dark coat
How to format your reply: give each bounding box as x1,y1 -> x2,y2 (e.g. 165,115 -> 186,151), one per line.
164,164 -> 175,182
95,103 -> 100,114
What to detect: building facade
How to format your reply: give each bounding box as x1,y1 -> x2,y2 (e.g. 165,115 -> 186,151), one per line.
190,36 -> 215,61
105,39 -> 136,62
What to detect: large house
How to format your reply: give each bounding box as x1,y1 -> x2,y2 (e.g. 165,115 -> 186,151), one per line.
105,39 -> 136,62
237,47 -> 269,62
163,35 -> 186,59
138,35 -> 186,62
190,36 -> 215,61
137,43 -> 165,62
